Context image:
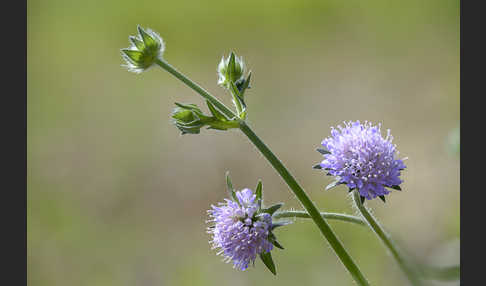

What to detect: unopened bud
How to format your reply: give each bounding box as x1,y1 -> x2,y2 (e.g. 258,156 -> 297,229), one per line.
121,25 -> 165,73
217,52 -> 245,89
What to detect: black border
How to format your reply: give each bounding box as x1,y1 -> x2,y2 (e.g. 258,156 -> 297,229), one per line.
460,0 -> 483,284
2,0 -> 27,284
6,0 -> 470,284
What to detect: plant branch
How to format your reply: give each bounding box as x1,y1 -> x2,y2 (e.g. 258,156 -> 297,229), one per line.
274,210 -> 366,226
352,190 -> 423,286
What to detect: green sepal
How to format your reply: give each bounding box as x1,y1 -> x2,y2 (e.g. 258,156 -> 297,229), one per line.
206,100 -> 228,121
262,203 -> 283,215
313,164 -> 322,169
227,52 -> 238,84
129,36 -> 144,50
229,80 -> 247,118
255,180 -> 263,210
259,251 -> 276,275
360,196 -> 366,204
174,102 -> 201,112
316,148 -> 331,155
206,125 -> 228,131
239,71 -> 252,97
173,103 -> 212,121
271,220 -> 292,230
389,185 -> 402,191
172,108 -> 198,122
239,110 -> 247,120
137,25 -> 157,49
121,49 -> 143,64
379,195 -> 386,203
178,126 -> 201,135
268,232 -> 284,249
225,171 -> 239,205
271,240 -> 284,250
325,177 -> 343,191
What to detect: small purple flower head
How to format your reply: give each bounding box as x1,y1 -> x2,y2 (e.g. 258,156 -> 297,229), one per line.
317,121 -> 406,201
207,188 -> 274,271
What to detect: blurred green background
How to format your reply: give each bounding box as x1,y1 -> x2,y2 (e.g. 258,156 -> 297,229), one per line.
28,0 -> 459,285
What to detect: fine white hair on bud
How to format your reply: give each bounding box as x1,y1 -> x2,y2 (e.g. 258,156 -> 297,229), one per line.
121,25 -> 165,73
217,52 -> 246,88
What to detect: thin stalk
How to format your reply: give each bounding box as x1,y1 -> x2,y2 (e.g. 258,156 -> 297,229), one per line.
274,210 -> 366,226
239,122 -> 369,286
352,190 -> 423,286
155,62 -> 370,286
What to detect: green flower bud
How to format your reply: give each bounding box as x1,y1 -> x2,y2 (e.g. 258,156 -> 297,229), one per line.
217,52 -> 246,89
172,103 -> 208,134
121,25 -> 165,73
171,102 -> 240,135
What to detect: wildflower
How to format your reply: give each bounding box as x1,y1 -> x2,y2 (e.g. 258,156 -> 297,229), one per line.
207,179 -> 285,274
315,121 -> 406,201
121,26 -> 165,73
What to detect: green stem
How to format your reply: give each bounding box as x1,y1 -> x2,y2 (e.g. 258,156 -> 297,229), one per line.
155,59 -> 237,120
155,61 -> 369,286
352,190 -> 423,286
239,122 -> 369,286
274,210 -> 366,226
421,265 -> 460,281
276,210 -> 460,282
206,118 -> 240,130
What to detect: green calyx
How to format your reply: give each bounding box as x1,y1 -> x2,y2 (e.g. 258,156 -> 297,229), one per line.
218,52 -> 246,89
121,25 -> 165,73
172,102 -> 240,135
217,52 -> 252,119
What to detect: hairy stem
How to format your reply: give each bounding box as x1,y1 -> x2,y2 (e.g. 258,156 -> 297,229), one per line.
239,122 -> 369,285
352,190 -> 423,286
274,210 -> 366,226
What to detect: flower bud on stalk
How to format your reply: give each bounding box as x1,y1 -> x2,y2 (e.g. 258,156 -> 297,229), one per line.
217,52 -> 252,119
121,26 -> 165,73
171,102 -> 240,135
217,52 -> 246,89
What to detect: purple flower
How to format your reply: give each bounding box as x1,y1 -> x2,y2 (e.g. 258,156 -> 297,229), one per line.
207,188 -> 274,270
318,121 -> 406,200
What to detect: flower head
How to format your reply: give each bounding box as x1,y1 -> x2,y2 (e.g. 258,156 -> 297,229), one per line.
207,188 -> 274,271
317,121 -> 406,201
121,26 -> 165,73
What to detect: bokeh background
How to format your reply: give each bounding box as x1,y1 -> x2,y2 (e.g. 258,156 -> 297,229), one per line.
28,0 -> 459,285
